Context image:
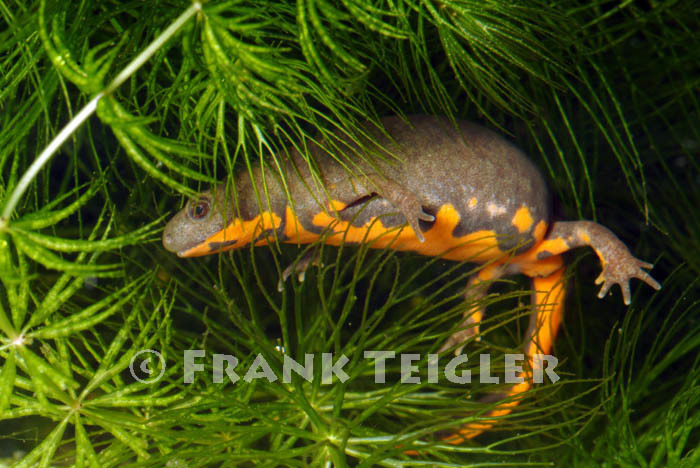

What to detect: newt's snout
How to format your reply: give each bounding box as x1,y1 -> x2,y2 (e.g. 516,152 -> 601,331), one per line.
162,211 -> 194,256
162,191 -> 227,257
161,222 -> 180,254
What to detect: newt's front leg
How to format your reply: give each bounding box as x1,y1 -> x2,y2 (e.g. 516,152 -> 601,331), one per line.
522,220 -> 661,304
359,174 -> 435,242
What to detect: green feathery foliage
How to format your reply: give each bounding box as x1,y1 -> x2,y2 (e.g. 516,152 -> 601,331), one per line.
1,0 -> 698,466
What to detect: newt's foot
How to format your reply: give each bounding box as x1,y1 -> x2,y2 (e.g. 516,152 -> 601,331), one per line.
390,193 -> 434,242
278,248 -> 323,291
595,255 -> 660,305
368,175 -> 434,242
543,221 -> 661,305
405,207 -> 435,243
438,309 -> 483,355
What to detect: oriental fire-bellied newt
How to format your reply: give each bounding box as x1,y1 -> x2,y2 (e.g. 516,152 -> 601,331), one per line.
162,115 -> 660,444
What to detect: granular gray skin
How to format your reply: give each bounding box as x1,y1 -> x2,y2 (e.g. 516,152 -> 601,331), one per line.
163,115 -> 550,255
281,115 -> 550,251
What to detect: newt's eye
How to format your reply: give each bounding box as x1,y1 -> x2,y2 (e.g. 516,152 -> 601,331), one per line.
189,200 -> 210,220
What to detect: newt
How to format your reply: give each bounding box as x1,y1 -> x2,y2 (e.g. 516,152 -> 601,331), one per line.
162,115 -> 660,444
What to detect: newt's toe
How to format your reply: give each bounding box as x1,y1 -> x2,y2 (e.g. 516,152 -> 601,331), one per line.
438,310 -> 483,355
418,210 -> 436,222
595,256 -> 660,305
403,207 -> 433,243
278,248 -> 323,291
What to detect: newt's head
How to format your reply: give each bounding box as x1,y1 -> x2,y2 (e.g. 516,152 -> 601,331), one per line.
163,183 -> 285,257
162,185 -> 230,257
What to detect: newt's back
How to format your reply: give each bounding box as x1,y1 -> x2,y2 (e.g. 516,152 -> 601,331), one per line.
299,115 -> 551,256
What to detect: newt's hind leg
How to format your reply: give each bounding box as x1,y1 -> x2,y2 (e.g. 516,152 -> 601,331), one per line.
439,262 -> 520,355
434,220 -> 660,446
443,256 -> 566,444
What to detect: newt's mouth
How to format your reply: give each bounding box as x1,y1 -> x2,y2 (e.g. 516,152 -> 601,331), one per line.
204,239 -> 238,252
161,229 -> 203,257
178,238 -> 238,257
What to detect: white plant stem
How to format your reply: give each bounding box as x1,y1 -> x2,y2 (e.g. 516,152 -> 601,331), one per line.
0,2 -> 202,229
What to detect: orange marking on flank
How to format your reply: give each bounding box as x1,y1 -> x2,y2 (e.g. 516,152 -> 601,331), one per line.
533,220 -> 548,243
181,211 -> 283,257
328,199 -> 347,211
283,206 -> 323,244
187,203 -> 523,264
511,206 -> 534,233
510,235 -> 569,277
285,203 -> 506,263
